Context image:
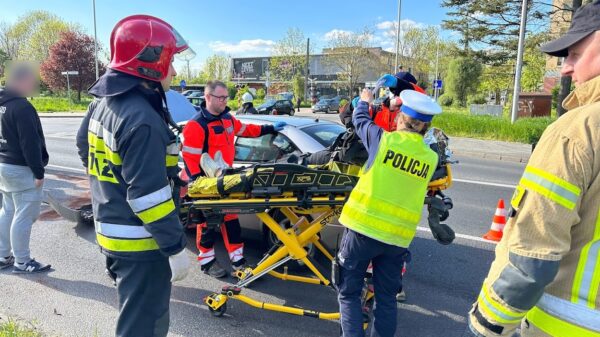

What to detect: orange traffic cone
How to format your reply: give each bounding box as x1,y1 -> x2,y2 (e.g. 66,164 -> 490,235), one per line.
483,199 -> 507,242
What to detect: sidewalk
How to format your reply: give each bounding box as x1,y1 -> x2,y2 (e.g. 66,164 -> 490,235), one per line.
451,136 -> 531,163
39,112 -> 86,118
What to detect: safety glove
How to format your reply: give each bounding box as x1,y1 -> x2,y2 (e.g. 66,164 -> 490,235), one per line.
273,121 -> 287,132
426,196 -> 455,245
169,249 -> 190,282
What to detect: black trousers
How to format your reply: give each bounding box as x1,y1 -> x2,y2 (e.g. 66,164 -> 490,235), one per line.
106,256 -> 172,337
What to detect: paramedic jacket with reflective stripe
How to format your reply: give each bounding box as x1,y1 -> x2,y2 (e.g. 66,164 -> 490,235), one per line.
469,74 -> 600,337
86,86 -> 186,261
181,104 -> 275,179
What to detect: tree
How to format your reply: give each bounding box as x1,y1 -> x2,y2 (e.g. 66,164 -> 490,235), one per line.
0,11 -> 71,62
446,57 -> 483,107
381,22 -> 459,84
521,33 -> 549,92
269,28 -> 311,82
202,54 -> 231,82
40,31 -> 106,101
322,28 -> 375,94
0,48 -> 8,80
441,0 -> 579,65
292,75 -> 305,103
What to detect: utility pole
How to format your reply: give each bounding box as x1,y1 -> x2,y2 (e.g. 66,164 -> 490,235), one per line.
557,0 -> 583,117
394,0 -> 402,71
434,39 -> 440,100
305,38 -> 310,101
510,0 -> 529,124
92,0 -> 99,80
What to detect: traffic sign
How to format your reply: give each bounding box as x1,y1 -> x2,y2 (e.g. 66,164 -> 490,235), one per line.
61,71 -> 79,75
434,80 -> 443,89
180,79 -> 186,89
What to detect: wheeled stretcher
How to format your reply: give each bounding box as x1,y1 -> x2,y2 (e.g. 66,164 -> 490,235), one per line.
184,159 -> 453,324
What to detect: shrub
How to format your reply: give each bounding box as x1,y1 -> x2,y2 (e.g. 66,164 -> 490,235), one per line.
468,94 -> 488,105
438,94 -> 453,107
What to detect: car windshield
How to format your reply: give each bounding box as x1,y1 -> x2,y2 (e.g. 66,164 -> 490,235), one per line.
262,99 -> 276,105
301,123 -> 346,147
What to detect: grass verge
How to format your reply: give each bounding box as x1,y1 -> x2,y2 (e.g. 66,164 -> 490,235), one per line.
433,107 -> 555,144
29,97 -> 92,112
0,318 -> 42,337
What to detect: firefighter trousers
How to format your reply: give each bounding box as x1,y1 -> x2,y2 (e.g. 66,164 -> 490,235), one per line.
106,256 -> 172,337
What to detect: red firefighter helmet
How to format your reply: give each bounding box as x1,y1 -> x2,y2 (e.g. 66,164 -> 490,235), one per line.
109,15 -> 195,81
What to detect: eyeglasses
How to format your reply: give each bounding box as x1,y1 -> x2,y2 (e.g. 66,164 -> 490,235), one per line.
209,94 -> 228,102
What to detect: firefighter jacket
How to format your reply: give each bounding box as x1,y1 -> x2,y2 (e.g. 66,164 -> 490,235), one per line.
469,74 -> 600,337
85,83 -> 186,261
181,104 -> 276,179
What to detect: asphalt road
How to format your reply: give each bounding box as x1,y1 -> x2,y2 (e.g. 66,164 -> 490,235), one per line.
0,117 -> 525,337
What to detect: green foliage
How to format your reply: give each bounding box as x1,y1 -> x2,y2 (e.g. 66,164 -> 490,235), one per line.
0,318 -> 42,337
30,96 -> 92,112
468,94 -> 487,105
256,88 -> 266,100
446,57 -> 482,107
292,75 -> 305,102
433,108 -> 554,143
269,28 -> 309,82
234,85 -> 252,102
551,85 -> 560,109
202,54 -> 231,82
226,82 -> 237,99
438,94 -> 454,107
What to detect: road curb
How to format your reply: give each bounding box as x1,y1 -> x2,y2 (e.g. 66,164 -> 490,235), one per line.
453,150 -> 530,163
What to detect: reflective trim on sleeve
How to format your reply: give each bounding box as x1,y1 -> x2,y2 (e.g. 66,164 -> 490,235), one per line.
527,293 -> 600,337
519,165 -> 581,210
572,207 -> 600,308
96,233 -> 159,252
127,185 -> 172,213
95,222 -> 152,239
182,145 -> 203,155
236,124 -> 247,136
477,287 -> 526,324
166,143 -> 179,155
166,155 -> 179,167
136,199 -> 176,224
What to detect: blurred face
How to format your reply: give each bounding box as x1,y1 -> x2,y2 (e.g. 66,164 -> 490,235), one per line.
160,63 -> 177,91
205,86 -> 228,115
561,31 -> 600,86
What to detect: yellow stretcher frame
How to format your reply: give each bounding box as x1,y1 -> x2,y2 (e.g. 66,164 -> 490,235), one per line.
189,195 -> 373,324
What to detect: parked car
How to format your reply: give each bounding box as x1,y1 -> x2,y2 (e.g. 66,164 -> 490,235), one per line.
312,98 -> 335,113
187,95 -> 205,108
182,89 -> 203,97
256,98 -> 295,115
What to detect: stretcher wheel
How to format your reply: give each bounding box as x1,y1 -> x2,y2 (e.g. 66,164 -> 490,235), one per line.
208,302 -> 227,317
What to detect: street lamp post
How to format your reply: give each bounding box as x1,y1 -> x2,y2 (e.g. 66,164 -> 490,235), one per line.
395,0 -> 402,71
92,0 -> 99,80
510,0 -> 529,124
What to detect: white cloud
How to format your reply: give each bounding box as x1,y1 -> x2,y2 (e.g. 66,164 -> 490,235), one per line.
208,39 -> 276,56
322,29 -> 354,41
376,19 -> 425,31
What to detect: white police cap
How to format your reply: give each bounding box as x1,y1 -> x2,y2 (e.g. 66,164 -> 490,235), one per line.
399,90 -> 442,122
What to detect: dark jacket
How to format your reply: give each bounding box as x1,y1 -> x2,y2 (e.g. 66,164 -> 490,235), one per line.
80,70 -> 186,261
0,88 -> 49,179
237,102 -> 258,115
76,99 -> 100,168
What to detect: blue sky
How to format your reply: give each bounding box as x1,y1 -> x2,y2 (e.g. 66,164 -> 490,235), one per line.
0,0 -> 449,70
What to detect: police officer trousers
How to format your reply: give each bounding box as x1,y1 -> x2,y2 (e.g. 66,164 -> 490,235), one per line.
337,229 -> 408,337
106,256 -> 172,337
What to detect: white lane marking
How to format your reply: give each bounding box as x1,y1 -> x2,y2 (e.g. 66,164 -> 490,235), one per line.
47,165 -> 86,174
416,226 -> 497,244
453,178 -> 516,189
